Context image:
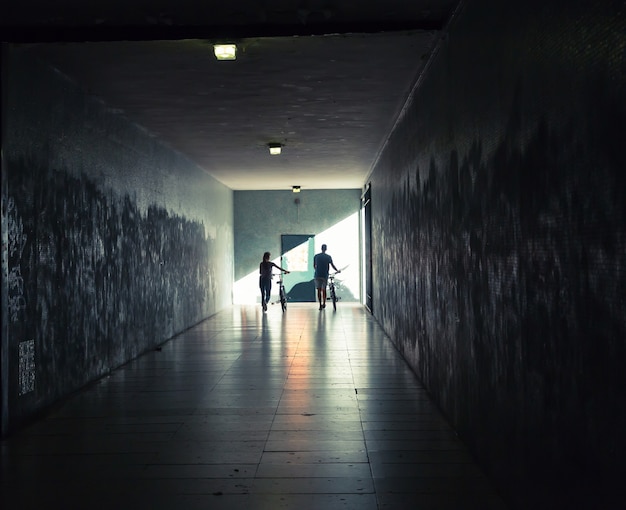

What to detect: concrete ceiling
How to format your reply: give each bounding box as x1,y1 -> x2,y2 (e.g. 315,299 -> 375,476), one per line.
4,1 -> 460,190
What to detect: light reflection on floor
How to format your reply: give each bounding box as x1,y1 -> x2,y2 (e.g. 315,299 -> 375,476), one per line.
1,303 -> 508,510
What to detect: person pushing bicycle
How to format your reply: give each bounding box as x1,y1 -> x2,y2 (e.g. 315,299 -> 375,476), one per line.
313,244 -> 340,310
259,252 -> 289,311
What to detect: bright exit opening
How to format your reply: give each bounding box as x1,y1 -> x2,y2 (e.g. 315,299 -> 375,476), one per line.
233,212 -> 360,305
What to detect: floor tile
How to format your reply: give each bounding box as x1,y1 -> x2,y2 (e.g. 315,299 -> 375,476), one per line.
1,304 -> 507,510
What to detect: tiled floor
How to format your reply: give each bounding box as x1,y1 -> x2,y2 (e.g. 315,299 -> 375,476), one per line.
1,303 -> 508,509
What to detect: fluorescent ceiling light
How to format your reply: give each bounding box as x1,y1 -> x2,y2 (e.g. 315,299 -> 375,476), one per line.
213,44 -> 237,60
268,143 -> 282,155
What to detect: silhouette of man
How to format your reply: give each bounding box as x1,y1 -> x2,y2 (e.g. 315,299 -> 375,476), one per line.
313,244 -> 340,310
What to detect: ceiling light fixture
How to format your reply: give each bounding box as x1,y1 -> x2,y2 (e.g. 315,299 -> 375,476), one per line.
268,143 -> 282,155
292,186 -> 301,193
213,44 -> 237,60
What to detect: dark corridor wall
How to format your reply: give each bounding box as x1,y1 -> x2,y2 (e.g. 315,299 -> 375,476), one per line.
369,1 -> 625,508
2,49 -> 234,434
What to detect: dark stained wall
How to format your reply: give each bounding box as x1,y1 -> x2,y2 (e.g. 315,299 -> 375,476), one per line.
2,48 -> 234,434
368,1 -> 625,507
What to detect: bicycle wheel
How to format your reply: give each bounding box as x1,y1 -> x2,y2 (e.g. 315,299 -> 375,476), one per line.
330,285 -> 337,311
280,287 -> 287,312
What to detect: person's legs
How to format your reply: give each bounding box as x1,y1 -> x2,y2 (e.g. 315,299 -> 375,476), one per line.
315,277 -> 327,309
260,277 -> 271,310
260,277 -> 265,308
315,277 -> 324,309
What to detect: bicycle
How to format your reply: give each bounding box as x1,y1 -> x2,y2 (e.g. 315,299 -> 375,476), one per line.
327,272 -> 340,311
272,274 -> 287,312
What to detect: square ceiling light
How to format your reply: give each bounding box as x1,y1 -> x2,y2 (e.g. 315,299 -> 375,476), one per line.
213,44 -> 237,60
268,143 -> 282,155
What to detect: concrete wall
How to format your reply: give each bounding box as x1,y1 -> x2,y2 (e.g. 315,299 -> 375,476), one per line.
1,48 -> 234,434
368,0 -> 625,507
234,189 -> 361,303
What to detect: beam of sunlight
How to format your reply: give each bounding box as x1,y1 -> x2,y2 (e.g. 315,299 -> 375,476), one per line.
234,255 -> 284,305
313,213 -> 360,302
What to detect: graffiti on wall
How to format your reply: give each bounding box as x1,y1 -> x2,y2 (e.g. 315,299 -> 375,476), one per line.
18,340 -> 36,395
7,197 -> 27,322
8,163 -> 218,406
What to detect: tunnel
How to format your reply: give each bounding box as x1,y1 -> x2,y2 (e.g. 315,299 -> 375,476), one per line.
1,1 -> 625,509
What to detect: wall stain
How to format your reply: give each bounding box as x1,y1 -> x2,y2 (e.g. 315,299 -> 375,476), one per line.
7,197 -> 28,322
370,2 -> 626,507
8,160 -> 214,414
